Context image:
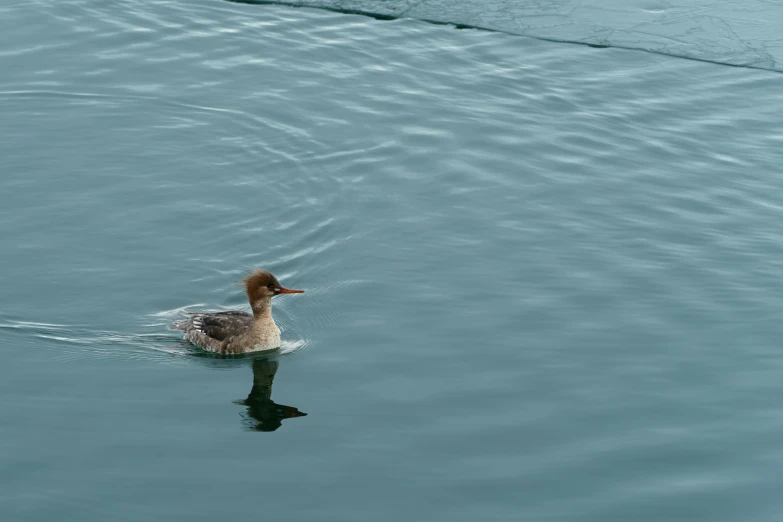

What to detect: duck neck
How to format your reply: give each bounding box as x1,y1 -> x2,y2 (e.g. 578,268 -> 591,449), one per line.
251,297 -> 273,320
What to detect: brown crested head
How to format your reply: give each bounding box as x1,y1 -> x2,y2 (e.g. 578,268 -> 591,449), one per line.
243,268 -> 304,304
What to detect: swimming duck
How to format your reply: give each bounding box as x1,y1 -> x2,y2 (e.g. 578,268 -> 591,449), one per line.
172,269 -> 304,354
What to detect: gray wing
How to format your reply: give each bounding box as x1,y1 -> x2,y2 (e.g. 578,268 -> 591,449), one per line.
190,311 -> 253,341
173,310 -> 253,353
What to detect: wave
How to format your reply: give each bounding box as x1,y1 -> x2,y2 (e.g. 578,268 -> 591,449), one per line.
0,311 -> 308,362
227,0 -> 783,73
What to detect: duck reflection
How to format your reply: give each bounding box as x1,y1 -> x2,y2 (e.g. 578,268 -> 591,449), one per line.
234,357 -> 306,432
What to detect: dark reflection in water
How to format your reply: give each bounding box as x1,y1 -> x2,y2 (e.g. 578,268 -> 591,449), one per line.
234,357 -> 307,432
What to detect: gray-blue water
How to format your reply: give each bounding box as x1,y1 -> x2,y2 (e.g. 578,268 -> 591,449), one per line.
235,0 -> 783,71
2,1 -> 783,521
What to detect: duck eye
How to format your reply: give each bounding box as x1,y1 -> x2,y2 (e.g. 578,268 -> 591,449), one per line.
267,283 -> 275,290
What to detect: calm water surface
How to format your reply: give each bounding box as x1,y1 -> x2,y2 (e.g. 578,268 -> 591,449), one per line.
2,1 -> 783,521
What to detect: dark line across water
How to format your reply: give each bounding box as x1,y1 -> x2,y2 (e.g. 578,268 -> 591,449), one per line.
225,0 -> 782,74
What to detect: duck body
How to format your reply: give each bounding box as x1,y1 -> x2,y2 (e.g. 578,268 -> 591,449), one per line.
175,308 -> 280,354
172,269 -> 303,355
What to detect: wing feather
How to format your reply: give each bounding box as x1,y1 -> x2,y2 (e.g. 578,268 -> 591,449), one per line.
192,311 -> 253,341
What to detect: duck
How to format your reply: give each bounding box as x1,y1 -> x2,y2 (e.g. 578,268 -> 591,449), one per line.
172,269 -> 304,354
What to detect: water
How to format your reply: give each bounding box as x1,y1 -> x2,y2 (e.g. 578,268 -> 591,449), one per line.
1,1 -> 783,521
236,0 -> 783,72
